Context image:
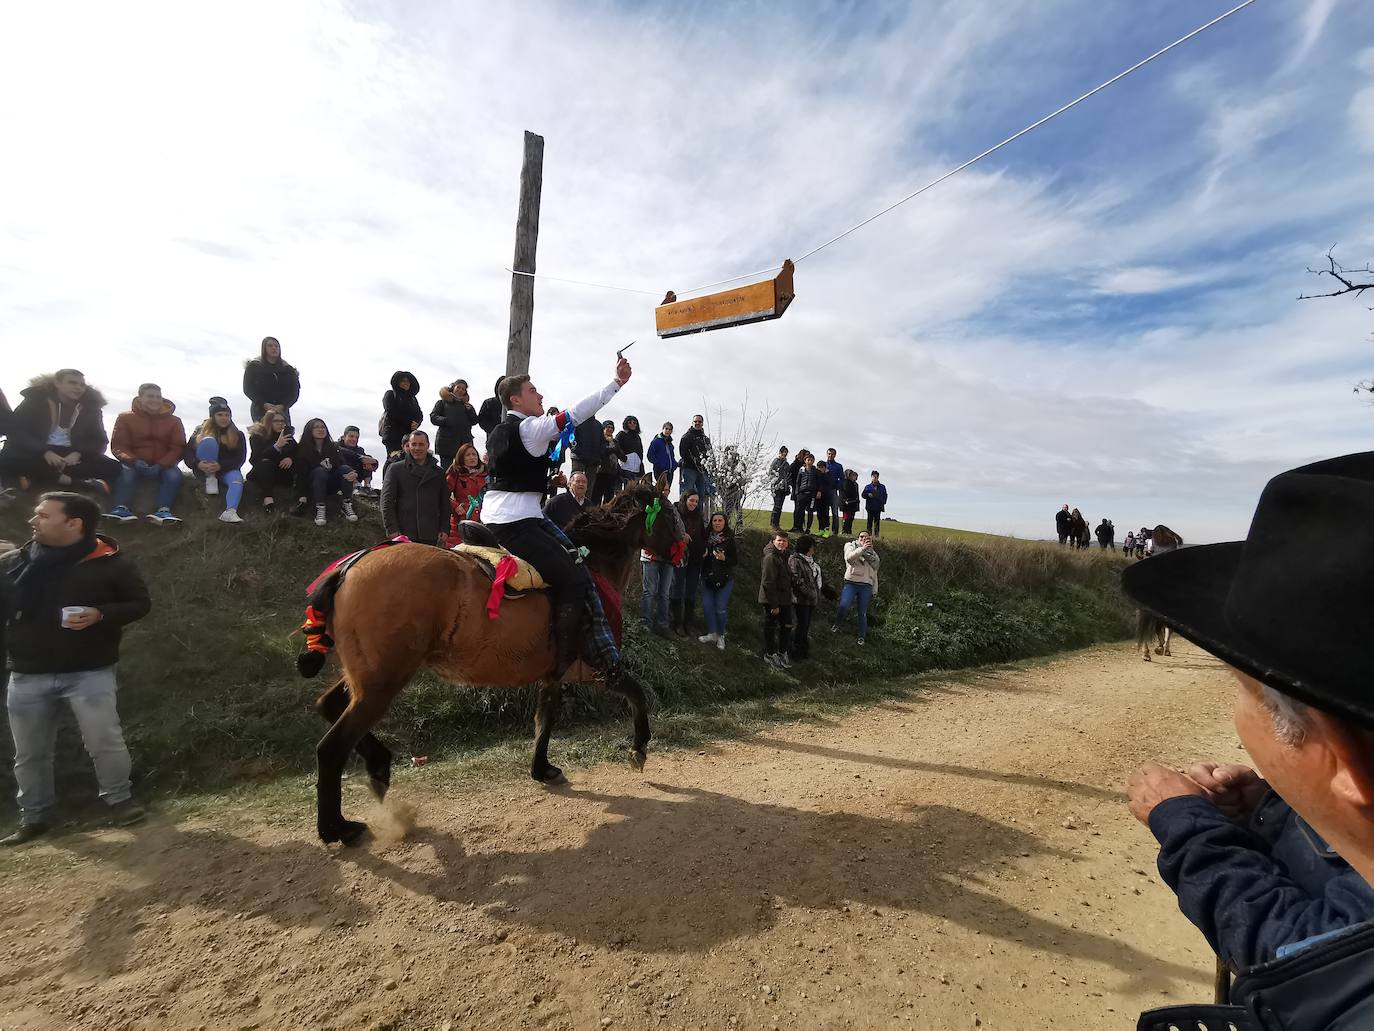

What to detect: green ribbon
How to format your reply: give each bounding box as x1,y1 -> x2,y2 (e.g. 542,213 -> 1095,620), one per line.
644,497 -> 662,533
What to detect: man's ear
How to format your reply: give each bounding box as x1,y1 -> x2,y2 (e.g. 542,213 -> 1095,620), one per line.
1315,710 -> 1374,809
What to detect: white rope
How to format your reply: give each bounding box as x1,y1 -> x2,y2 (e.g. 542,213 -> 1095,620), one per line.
504,267 -> 658,296
506,0 -> 1261,299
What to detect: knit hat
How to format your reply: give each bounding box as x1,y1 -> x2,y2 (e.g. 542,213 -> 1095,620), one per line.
208,396 -> 231,416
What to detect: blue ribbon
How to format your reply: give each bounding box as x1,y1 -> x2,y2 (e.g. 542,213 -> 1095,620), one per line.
548,415 -> 575,462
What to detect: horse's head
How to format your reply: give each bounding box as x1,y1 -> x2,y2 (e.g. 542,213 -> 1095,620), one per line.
621,482 -> 689,561
564,484 -> 689,563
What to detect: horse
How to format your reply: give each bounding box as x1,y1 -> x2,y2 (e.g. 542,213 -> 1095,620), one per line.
1136,524 -> 1184,661
297,482 -> 688,845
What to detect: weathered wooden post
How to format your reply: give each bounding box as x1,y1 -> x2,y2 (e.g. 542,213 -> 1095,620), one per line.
506,130 -> 544,376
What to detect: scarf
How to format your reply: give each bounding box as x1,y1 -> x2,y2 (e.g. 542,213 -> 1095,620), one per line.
13,537 -> 96,620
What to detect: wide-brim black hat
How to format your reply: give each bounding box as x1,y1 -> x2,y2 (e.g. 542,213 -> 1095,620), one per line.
1121,451 -> 1374,728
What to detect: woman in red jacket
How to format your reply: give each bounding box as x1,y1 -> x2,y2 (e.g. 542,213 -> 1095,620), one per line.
446,442 -> 487,534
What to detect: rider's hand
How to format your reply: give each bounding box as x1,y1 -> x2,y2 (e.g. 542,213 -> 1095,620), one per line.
615,356 -> 632,386
1126,763 -> 1209,825
1185,762 -> 1267,820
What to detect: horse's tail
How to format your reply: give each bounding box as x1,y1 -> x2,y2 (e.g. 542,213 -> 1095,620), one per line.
297,568 -> 345,678
1135,609 -> 1158,651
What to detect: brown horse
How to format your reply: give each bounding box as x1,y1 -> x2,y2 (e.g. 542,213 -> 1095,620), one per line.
299,483 -> 687,845
1136,524 -> 1184,661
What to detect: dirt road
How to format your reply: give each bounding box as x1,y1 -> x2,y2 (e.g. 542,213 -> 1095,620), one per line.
0,640 -> 1240,1030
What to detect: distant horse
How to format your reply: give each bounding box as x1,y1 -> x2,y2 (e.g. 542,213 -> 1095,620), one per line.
296,483 -> 687,845
1136,524 -> 1184,661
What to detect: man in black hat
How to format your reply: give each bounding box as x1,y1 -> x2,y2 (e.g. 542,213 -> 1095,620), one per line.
1121,452 -> 1374,1028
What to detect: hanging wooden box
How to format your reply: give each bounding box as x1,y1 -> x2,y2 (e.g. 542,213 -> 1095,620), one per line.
654,260 -> 795,338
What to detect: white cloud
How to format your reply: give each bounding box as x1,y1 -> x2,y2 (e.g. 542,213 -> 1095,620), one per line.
1092,266 -> 1220,296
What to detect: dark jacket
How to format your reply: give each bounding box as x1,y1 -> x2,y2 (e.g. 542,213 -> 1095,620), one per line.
1149,792 -> 1374,971
184,429 -> 247,475
249,430 -> 297,479
543,490 -> 590,530
430,386 -> 478,457
647,434 -> 677,476
0,389 -> 11,436
242,358 -> 300,413
841,479 -> 860,515
1055,509 -> 1072,534
787,457 -> 805,498
2,535 -> 151,674
757,545 -> 794,607
337,441 -> 375,476
677,501 -> 706,563
1095,520 -> 1113,544
679,427 -> 710,471
381,371 -> 423,441
381,454 -> 448,544
615,418 -> 644,471
862,481 -> 888,513
476,378 -> 505,437
826,458 -> 845,490
814,469 -> 835,503
293,438 -> 348,495
788,552 -> 820,605
796,465 -> 821,499
701,532 -> 738,588
3,377 -> 110,459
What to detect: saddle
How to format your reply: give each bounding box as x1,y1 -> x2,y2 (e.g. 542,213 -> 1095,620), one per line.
449,521 -> 548,594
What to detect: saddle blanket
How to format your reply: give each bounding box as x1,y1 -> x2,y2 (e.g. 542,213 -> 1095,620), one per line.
450,543 -> 548,591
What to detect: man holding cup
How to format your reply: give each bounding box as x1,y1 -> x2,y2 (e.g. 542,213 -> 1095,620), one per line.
1,491 -> 151,845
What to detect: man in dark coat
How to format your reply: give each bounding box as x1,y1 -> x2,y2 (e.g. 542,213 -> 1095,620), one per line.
0,370 -> 120,493
381,430 -> 448,546
679,414 -> 712,504
476,377 -> 504,443
1055,504 -> 1071,545
2,492 -> 151,845
241,336 -> 301,424
543,470 -> 590,529
381,371 -> 423,457
1123,451 -> 1374,1028
429,379 -> 478,473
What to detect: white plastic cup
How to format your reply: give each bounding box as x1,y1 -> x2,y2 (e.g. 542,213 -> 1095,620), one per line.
61,606 -> 85,629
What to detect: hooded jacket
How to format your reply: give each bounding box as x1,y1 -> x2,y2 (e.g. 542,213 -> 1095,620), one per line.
430,384 -> 478,456
242,345 -> 300,412
381,371 -> 424,440
767,456 -> 791,494
3,376 -> 110,458
111,397 -> 187,469
679,426 -> 710,471
2,534 -> 151,674
758,543 -> 795,607
647,433 -> 677,476
476,377 -> 504,436
382,452 -> 448,544
842,538 -> 880,593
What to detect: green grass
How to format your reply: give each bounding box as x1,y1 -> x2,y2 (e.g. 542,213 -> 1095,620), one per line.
0,489 -> 1134,821
739,508 -> 1026,544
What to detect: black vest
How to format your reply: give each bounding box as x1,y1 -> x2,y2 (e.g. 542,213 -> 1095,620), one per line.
487,413 -> 551,493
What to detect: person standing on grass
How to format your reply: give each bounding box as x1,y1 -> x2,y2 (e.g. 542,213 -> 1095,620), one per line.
767,445 -> 790,528
380,371 -> 423,458
861,471 -> 887,537
647,421 -> 678,493
1095,517 -> 1114,550
1,492 -> 150,845
794,453 -> 819,534
241,336 -> 300,425
679,414 -> 711,504
1122,529 -> 1136,556
787,449 -> 809,530
669,490 -> 706,637
0,370 -> 121,496
293,418 -> 358,527
832,530 -> 879,645
788,533 -> 823,661
813,460 -> 834,538
189,398 -> 247,525
382,429 -> 448,546
759,527 -> 794,669
1055,503 -> 1072,545
698,511 -> 737,650
430,379 -> 478,475
824,448 -> 844,537
840,468 -> 860,535
246,410 -> 296,512
105,383 -> 185,526
446,443 -> 487,533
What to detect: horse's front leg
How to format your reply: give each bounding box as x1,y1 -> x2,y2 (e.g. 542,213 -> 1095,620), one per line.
606,668 -> 652,771
531,681 -> 567,785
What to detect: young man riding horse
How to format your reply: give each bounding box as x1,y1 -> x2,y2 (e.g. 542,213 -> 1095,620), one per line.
483,354 -> 632,681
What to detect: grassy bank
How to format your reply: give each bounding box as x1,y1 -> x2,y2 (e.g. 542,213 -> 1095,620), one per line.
0,492 -> 1133,817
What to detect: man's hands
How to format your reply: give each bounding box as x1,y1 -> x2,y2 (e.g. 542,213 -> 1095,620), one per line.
43,450 -> 66,470
1127,763 -> 1209,825
1185,762 -> 1267,820
615,356 -> 632,386
65,607 -> 102,631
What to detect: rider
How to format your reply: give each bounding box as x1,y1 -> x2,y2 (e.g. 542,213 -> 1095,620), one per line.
483,355 -> 632,679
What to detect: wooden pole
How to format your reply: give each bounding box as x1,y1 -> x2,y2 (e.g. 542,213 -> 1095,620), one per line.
506,130 -> 544,376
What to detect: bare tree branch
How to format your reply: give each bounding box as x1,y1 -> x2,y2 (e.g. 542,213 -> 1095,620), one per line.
1297,247 -> 1374,301
699,394 -> 778,530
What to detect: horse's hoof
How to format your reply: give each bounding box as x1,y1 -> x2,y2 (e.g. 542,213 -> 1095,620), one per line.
1143,653 -> 1152,662
629,749 -> 648,772
319,819 -> 369,846
533,766 -> 567,786
1154,646 -> 1164,655
368,775 -> 391,801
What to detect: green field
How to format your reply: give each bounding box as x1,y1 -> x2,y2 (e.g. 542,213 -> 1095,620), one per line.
740,508 -> 1027,544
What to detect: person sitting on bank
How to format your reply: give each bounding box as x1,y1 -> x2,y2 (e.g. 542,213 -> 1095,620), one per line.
336,426 -> 379,495
544,469 -> 591,529
483,356 -> 633,682
381,429 -> 448,546
246,410 -> 296,511
105,382 -> 186,526
241,336 -> 300,424
1123,451 -> 1374,1028
294,418 -> 359,527
0,370 -> 121,496
188,398 -> 248,524
1,492 -> 152,845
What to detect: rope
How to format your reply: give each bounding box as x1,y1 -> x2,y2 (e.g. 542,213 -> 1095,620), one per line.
504,267 -> 658,296
504,0 -> 1261,299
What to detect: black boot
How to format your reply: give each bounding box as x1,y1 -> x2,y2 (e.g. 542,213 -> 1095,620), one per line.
668,598 -> 687,638
681,598 -> 696,636
551,601 -> 583,678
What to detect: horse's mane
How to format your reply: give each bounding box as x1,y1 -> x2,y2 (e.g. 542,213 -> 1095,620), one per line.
565,486 -> 654,550
1153,524 -> 1184,547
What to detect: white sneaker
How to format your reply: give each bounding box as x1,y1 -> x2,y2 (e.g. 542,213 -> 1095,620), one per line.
204,476 -> 218,496
314,505 -> 326,527
341,502 -> 358,523
697,633 -> 719,644
716,634 -> 726,651
219,508 -> 243,524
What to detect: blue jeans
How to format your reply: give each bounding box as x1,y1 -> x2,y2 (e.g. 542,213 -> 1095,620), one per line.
307,464 -> 355,504
681,467 -> 713,506
834,581 -> 874,638
640,558 -> 673,628
195,437 -> 244,509
113,460 -> 183,511
701,577 -> 734,635
7,666 -> 133,824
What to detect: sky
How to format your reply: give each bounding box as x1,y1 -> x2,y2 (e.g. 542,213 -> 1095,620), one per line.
2,0 -> 1371,542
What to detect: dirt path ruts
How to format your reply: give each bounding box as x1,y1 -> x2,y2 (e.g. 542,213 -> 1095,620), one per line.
0,641 -> 1239,1030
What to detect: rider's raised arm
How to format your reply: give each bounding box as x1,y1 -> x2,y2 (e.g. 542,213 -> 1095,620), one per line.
517,380 -> 622,457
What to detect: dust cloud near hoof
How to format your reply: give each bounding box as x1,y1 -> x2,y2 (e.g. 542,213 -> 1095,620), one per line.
372,798 -> 418,845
